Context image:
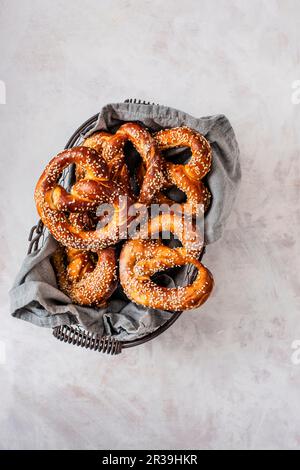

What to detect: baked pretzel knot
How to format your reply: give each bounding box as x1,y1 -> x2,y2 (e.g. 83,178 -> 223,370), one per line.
52,246 -> 117,306
82,130 -> 132,196
34,146 -> 132,251
120,213 -> 213,311
131,213 -> 204,257
120,240 -> 213,311
153,127 -> 212,214
82,122 -> 166,205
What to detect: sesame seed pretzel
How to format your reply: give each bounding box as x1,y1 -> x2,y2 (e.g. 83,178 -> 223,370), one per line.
154,127 -> 212,180
152,127 -> 212,214
52,246 -> 117,307
82,130 -> 132,196
131,213 -> 204,257
34,146 -> 132,251
82,122 -> 166,205
120,213 -> 213,311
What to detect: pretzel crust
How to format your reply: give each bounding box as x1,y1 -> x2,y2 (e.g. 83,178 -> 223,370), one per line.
120,239 -> 213,311
83,122 -> 166,205
151,127 -> 212,213
131,213 -> 204,258
52,246 -> 117,306
34,146 -> 132,251
154,126 -> 212,181
82,131 -> 132,195
120,212 -> 212,311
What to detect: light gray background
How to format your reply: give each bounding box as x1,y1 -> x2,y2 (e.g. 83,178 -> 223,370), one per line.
0,0 -> 299,450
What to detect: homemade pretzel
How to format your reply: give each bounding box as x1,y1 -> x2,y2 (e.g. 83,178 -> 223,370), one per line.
34,146 -> 132,251
130,213 -> 204,257
120,239 -> 213,311
82,130 -> 132,196
153,127 -> 211,213
83,122 -> 166,205
135,127 -> 212,214
120,212 -> 212,311
52,246 -> 117,306
153,167 -> 210,216
154,126 -> 212,181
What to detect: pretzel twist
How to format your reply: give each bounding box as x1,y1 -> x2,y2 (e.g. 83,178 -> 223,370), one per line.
120,241 -> 213,311
154,126 -> 212,180
34,146 -> 132,251
131,213 -> 204,258
120,213 -> 212,311
151,127 -> 212,214
83,122 -> 166,205
52,246 -> 117,307
82,131 -> 132,195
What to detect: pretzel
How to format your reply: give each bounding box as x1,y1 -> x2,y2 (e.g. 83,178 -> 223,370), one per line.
154,126 -> 212,180
120,212 -> 212,311
52,246 -> 117,306
76,131 -> 108,181
120,240 -> 213,311
152,167 -> 210,216
148,127 -> 212,214
82,122 -> 166,205
82,130 -> 132,196
130,213 -> 204,257
34,146 -> 132,251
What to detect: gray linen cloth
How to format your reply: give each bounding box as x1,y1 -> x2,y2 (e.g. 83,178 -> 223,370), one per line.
10,102 -> 241,340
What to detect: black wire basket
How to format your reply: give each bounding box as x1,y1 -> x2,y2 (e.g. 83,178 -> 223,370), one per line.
28,100 -> 206,355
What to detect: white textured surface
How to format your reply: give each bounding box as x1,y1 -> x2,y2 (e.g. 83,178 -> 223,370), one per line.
1,0 -> 300,450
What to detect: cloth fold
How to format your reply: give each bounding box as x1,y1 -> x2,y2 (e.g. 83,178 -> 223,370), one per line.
10,102 -> 241,340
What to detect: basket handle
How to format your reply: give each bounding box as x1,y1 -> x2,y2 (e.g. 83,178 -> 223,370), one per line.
52,325 -> 122,355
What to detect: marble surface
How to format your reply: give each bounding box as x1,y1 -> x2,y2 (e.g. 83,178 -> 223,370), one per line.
0,0 -> 300,450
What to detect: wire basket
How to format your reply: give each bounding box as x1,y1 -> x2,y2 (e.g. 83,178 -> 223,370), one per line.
28,100 -> 206,355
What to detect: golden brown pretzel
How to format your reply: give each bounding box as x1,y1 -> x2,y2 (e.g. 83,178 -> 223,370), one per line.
131,213 -> 204,258
120,240 -> 213,311
151,127 -> 212,214
52,246 -> 117,306
154,126 -> 212,180
76,131 -> 109,181
82,130 -> 132,195
34,146 -> 132,251
120,212 -> 212,311
83,122 -> 166,205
